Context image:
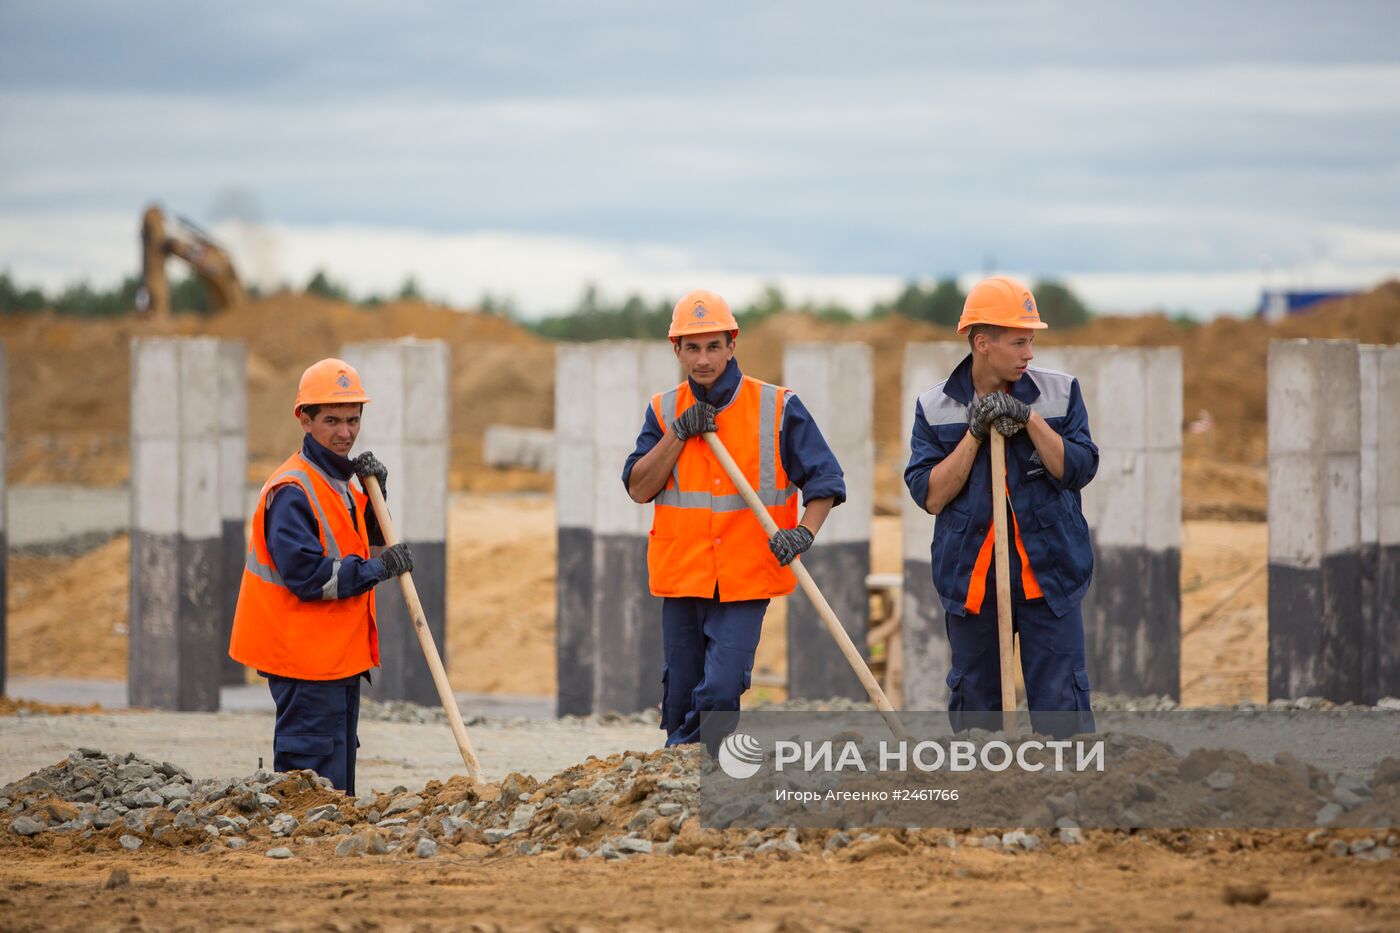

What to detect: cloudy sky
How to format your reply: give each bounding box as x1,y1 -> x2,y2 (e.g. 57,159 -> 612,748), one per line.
2,1 -> 1397,317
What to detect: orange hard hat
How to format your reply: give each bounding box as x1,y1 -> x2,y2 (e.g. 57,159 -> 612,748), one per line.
669,289 -> 739,341
292,358 -> 371,417
956,276 -> 1048,334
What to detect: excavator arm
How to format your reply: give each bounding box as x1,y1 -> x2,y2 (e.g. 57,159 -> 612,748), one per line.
138,204 -> 247,317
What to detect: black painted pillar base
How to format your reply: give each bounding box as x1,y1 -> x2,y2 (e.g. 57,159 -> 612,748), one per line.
1368,544 -> 1400,702
0,530 -> 7,698
556,527 -> 595,716
365,540 -> 447,706
592,534 -> 663,715
1080,542 -> 1181,700
900,558 -> 950,710
129,531 -> 221,711
219,519 -> 246,685
1268,552 -> 1364,703
786,543 -> 869,701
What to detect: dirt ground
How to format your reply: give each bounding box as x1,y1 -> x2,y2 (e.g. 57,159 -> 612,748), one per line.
7,493 -> 1267,707
1,833 -> 1395,931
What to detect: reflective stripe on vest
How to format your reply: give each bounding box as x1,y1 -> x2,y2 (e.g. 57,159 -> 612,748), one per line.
654,382 -> 798,511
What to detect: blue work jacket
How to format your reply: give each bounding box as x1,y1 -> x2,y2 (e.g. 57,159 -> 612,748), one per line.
904,353 -> 1098,619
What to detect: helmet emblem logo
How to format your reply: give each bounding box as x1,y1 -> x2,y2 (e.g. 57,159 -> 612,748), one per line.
693,303 -> 707,319
336,373 -> 352,389
1023,297 -> 1034,313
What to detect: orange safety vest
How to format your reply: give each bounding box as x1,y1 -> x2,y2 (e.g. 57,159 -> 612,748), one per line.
647,375 -> 800,602
229,451 -> 379,680
964,460 -> 1043,614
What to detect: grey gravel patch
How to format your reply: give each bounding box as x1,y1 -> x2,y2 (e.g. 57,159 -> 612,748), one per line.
415,837 -> 438,858
265,846 -> 294,859
118,834 -> 142,851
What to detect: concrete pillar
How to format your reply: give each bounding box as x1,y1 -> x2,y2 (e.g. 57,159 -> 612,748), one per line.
217,343 -> 248,686
899,342 -> 969,709
1267,339 -> 1362,703
555,345 -> 596,716
782,343 -> 873,700
0,343 -> 7,698
1036,347 -> 1183,699
1361,345 -> 1400,702
340,340 -> 449,706
589,342 -> 676,714
130,338 -> 231,711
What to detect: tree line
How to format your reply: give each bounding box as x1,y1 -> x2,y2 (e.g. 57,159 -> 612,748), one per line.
0,269 -> 1092,334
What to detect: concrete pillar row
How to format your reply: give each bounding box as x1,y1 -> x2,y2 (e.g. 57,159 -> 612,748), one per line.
1359,345 -> 1400,702
129,338 -> 245,711
217,343 -> 249,685
589,342 -> 675,715
1267,339 -> 1362,703
782,343 -> 874,700
899,342 -> 968,709
341,340 -> 450,706
1034,346 -> 1183,700
554,345 -> 596,716
553,341 -> 676,717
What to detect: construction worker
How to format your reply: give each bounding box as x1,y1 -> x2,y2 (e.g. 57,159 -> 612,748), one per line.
228,358 -> 414,794
623,289 -> 846,753
904,277 -> 1098,736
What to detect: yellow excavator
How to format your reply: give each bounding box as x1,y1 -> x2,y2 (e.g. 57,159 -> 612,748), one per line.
137,204 -> 247,317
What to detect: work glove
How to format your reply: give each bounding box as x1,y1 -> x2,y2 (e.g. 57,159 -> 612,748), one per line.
378,542 -> 414,579
671,402 -> 718,442
768,525 -> 814,567
971,393 -> 1031,439
352,451 -> 389,494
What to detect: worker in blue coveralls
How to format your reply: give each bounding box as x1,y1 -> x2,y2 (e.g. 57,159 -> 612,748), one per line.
904,277 -> 1098,737
624,289 -> 846,754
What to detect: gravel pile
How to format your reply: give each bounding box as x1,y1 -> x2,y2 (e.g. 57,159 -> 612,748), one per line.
5,744 -> 1397,864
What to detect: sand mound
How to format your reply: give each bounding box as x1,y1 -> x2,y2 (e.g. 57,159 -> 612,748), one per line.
0,293 -> 553,490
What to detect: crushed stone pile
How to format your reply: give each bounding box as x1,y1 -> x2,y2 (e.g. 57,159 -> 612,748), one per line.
3,744 -> 1398,865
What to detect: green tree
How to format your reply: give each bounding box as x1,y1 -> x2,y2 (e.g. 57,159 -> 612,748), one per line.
1032,279 -> 1091,327
305,269 -> 351,302
0,271 -> 48,314
880,277 -> 964,326
397,276 -> 424,301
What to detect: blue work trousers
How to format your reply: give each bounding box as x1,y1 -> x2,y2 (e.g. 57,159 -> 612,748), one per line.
944,585 -> 1095,738
661,595 -> 768,754
267,675 -> 362,795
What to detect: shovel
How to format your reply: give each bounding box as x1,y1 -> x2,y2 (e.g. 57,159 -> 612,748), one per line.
989,430 -> 1018,735
362,475 -> 483,781
702,432 -> 909,741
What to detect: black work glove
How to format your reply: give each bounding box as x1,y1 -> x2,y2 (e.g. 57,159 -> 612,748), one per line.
352,451 -> 388,494
671,402 -> 718,442
971,393 -> 1031,439
768,525 -> 814,567
378,542 -> 414,579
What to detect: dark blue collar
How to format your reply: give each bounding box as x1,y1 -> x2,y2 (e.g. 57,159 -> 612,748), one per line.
943,352 -> 1042,405
689,357 -> 744,409
301,434 -> 356,481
